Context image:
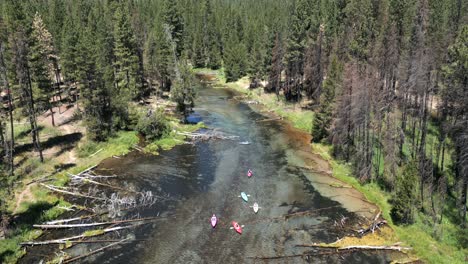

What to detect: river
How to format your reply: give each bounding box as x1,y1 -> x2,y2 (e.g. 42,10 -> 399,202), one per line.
22,74 -> 402,263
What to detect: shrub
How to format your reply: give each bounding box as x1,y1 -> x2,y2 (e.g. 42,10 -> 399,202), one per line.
135,108 -> 171,141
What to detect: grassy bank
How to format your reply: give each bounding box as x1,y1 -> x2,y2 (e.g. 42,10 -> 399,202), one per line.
200,68 -> 467,264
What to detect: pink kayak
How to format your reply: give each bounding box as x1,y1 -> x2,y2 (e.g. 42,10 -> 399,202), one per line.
211,214 -> 217,228
232,221 -> 242,234
247,169 -> 253,177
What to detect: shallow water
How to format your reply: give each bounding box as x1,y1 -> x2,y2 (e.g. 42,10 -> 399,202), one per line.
21,77 -> 402,263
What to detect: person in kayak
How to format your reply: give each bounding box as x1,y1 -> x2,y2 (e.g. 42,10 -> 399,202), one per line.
247,169 -> 253,177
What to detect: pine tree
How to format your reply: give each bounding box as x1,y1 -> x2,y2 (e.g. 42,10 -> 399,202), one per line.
154,22 -> 176,91
203,0 -> 221,69
60,14 -> 79,82
344,0 -> 376,61
171,61 -> 196,120
163,0 -> 185,58
113,3 -> 140,99
312,54 -> 342,142
391,161 -> 419,224
303,24 -> 324,101
29,12 -> 56,126
6,1 -> 44,162
266,33 -> 283,95
0,20 -> 14,176
284,0 -> 318,101
441,25 -> 468,226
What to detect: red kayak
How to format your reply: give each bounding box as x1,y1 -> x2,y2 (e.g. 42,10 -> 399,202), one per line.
232,221 -> 242,234
247,169 -> 253,177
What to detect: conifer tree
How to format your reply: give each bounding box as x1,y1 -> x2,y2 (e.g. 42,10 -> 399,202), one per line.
312,54 -> 342,142
171,61 -> 196,120
163,0 -> 185,58
113,3 -> 140,99
266,33 -> 283,95
29,12 -> 56,126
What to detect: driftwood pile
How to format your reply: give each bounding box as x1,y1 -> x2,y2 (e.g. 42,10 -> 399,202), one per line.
177,129 -> 239,141
23,165 -> 163,263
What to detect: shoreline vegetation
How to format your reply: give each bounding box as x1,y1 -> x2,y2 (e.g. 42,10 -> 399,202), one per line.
0,96 -> 203,263
195,68 -> 468,264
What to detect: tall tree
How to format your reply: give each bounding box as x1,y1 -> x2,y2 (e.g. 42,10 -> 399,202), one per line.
312,53 -> 342,142
171,61 -> 196,120
29,12 -> 56,126
303,24 -> 324,101
163,0 -> 185,58
266,33 -> 283,96
113,3 -> 140,99
441,25 -> 468,226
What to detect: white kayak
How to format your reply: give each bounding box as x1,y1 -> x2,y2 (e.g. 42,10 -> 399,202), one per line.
253,202 -> 259,213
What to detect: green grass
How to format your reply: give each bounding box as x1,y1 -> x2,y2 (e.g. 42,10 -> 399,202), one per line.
312,143 -> 467,263
77,131 -> 139,159
145,121 -> 205,154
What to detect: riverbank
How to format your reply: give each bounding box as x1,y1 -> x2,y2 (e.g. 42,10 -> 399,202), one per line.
195,68 -> 468,264
0,98 -> 202,263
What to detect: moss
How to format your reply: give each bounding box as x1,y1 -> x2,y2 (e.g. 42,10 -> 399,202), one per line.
83,229 -> 105,237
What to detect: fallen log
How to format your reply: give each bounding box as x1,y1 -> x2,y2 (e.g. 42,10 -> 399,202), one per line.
338,245 -> 412,251
68,173 -> 136,193
34,216 -> 162,229
88,148 -> 103,157
63,238 -> 130,263
295,243 -> 411,252
20,226 -> 134,246
44,215 -> 95,225
255,117 -> 281,123
66,239 -> 147,244
40,183 -> 106,201
247,254 -> 305,260
357,211 -> 387,236
78,165 -> 98,175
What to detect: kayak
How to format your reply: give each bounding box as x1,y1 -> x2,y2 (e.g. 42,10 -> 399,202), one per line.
247,169 -> 253,177
211,214 -> 217,228
241,192 -> 248,202
239,141 -> 250,145
253,202 -> 259,213
232,221 -> 242,234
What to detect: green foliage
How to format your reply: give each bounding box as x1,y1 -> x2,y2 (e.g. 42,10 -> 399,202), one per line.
171,62 -> 197,118
311,54 -> 342,142
112,3 -> 141,99
135,108 -> 170,141
390,161 -> 419,224
162,0 -> 184,58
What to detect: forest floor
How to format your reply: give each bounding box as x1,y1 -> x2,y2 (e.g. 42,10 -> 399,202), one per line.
194,68 -> 468,264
